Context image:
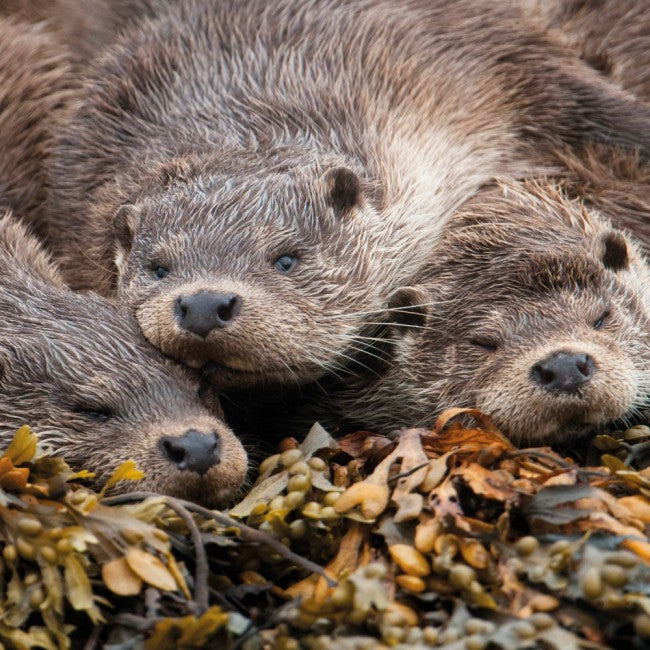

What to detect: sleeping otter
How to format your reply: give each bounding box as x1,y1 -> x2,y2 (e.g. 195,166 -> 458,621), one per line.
0,210 -> 247,506
310,180 -> 650,445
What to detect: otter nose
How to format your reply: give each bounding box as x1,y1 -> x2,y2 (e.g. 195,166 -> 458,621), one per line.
175,292 -> 242,337
160,430 -> 221,475
531,352 -> 595,393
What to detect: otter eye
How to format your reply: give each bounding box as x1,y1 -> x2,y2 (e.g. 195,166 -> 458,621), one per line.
469,337 -> 499,352
75,407 -> 112,423
593,309 -> 610,330
152,266 -> 169,280
274,255 -> 297,273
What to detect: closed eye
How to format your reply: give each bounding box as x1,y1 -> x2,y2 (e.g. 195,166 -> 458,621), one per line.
593,309 -> 610,330
74,407 -> 113,423
469,337 -> 500,352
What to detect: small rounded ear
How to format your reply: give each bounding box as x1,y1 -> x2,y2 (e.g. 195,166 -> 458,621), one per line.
112,204 -> 139,253
388,286 -> 430,332
601,230 -> 629,271
324,167 -> 363,214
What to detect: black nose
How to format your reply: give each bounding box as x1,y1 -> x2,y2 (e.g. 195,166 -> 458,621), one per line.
531,352 -> 595,393
175,292 -> 242,337
160,430 -> 221,475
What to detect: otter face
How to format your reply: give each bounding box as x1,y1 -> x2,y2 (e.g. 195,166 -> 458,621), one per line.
344,182 -> 650,445
0,287 -> 248,506
112,164 -> 385,388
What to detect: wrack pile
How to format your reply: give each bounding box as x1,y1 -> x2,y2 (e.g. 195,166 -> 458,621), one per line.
1,411 -> 650,649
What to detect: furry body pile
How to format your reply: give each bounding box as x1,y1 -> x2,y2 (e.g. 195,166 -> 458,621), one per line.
0,0 -> 648,502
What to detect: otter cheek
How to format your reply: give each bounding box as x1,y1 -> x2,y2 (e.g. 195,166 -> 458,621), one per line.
473,356 -> 564,445
135,295 -> 203,366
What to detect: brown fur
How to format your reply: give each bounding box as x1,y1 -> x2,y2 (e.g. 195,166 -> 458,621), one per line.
0,0 -> 165,63
0,16 -> 76,237
41,0 -> 650,390
530,0 -> 650,103
0,210 -> 247,506
309,180 -> 650,445
553,145 -> 650,255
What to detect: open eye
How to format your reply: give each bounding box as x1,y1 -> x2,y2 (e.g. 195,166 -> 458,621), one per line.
75,407 -> 112,423
593,309 -> 610,330
152,266 -> 169,280
274,254 -> 297,273
469,337 -> 500,352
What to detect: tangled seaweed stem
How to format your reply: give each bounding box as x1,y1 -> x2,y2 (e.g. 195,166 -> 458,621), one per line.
110,613 -> 152,632
505,449 -> 574,469
164,498 -> 209,615
388,461 -> 430,484
82,624 -> 104,650
103,492 -> 336,588
625,440 -> 650,465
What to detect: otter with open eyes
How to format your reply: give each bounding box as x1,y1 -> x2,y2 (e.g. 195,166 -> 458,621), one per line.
102,156 -> 387,387
40,0 -> 650,390
311,180 -> 650,445
0,211 -> 247,506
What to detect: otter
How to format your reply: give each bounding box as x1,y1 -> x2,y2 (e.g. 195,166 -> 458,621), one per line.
0,210 -> 247,506
553,146 -> 650,255
529,0 -> 650,103
42,0 -> 650,390
0,0 -> 166,64
309,180 -> 650,445
0,16 -> 76,238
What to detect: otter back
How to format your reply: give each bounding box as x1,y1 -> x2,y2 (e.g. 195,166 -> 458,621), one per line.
531,0 -> 650,104
0,17 -> 76,238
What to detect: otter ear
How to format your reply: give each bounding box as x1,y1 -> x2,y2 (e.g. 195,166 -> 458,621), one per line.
113,204 -> 139,254
601,231 -> 629,271
324,167 -> 363,214
388,286 -> 429,334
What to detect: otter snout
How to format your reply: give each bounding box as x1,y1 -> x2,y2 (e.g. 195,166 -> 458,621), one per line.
175,291 -> 242,337
531,352 -> 595,393
160,429 -> 221,475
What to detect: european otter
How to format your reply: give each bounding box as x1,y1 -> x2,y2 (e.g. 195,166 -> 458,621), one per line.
0,16 -> 76,237
554,146 -> 650,255
0,0 -> 166,64
0,210 -> 247,506
310,180 -> 650,445
43,0 -> 650,389
530,0 -> 650,103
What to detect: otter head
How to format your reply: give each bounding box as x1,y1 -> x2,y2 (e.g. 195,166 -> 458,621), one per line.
347,180 -> 650,445
0,215 -> 248,506
110,159 -> 385,388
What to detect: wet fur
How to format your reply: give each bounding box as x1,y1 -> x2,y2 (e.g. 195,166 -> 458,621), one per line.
38,0 -> 650,388
530,0 -> 650,103
0,211 -> 247,506
307,181 -> 650,445
0,16 -> 76,237
553,145 -> 650,255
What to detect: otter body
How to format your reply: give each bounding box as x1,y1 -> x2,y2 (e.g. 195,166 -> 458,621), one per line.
44,0 -> 650,389
531,0 -> 650,104
0,17 -> 75,236
554,146 -> 650,255
0,211 -> 247,506
311,181 -> 650,445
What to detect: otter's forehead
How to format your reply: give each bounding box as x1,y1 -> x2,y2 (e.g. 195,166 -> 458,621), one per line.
517,254 -> 605,294
136,174 -> 362,276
